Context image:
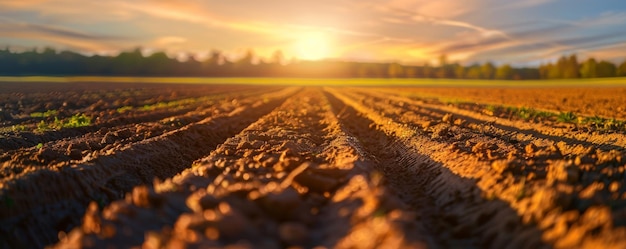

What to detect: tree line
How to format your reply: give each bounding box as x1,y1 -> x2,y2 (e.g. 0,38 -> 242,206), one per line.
1,47 -> 625,79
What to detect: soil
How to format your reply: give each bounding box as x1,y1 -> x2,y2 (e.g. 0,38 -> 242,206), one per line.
1,82 -> 625,249
387,87 -> 626,120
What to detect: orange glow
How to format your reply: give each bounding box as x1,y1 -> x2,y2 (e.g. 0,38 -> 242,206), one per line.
292,31 -> 333,60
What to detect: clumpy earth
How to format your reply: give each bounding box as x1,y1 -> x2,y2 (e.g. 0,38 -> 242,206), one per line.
1,82 -> 625,248
388,86 -> 626,120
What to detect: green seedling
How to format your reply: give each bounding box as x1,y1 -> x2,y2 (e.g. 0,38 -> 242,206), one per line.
37,120 -> 51,132
11,124 -> 26,132
60,114 -> 92,128
116,106 -> 133,113
485,105 -> 497,112
29,110 -> 58,118
556,112 -> 577,123
583,116 -> 606,129
35,113 -> 92,132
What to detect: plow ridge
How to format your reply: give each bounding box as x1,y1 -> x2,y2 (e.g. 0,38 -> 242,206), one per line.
0,85 -> 625,249
0,87 -> 296,248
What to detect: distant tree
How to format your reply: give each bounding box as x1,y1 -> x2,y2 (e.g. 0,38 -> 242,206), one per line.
387,63 -> 405,78
271,50 -> 285,65
144,51 -> 173,75
236,49 -> 255,65
618,60 -> 626,77
205,50 -> 224,66
182,54 -> 201,76
465,64 -> 482,79
538,63 -> 547,78
580,58 -> 597,78
495,64 -> 514,80
547,63 -> 561,79
563,54 -> 580,78
438,54 -> 448,68
422,63 -> 434,78
356,63 -> 385,78
113,48 -> 145,75
0,47 -> 623,79
596,61 -> 617,78
514,68 -> 540,80
454,64 -> 466,79
435,54 -> 455,78
480,62 -> 495,79
538,54 -> 579,79
404,66 -> 418,78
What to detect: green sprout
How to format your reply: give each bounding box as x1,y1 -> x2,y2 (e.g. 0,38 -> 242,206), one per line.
556,112 -> 577,123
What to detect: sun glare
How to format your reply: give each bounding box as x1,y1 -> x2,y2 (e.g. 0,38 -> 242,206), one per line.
293,31 -> 332,61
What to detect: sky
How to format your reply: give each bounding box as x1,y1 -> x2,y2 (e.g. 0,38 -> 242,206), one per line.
1,0 -> 626,66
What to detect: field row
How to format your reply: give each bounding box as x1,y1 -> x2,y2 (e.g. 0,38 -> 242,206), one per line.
1,84 -> 625,248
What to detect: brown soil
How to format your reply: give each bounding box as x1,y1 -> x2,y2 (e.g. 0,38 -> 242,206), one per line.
385,87 -> 626,120
1,83 -> 625,249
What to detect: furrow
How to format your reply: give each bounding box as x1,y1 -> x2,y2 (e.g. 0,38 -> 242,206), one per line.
327,87 -> 626,249
53,88 -> 429,249
325,88 -> 547,248
362,88 -> 626,151
0,87 -> 297,249
0,86 -> 279,153
0,88 -> 281,179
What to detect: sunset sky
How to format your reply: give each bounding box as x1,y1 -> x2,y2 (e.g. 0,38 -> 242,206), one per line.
1,0 -> 626,66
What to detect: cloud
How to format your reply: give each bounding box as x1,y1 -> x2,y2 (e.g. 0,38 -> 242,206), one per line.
583,43 -> 626,62
0,0 -> 625,65
154,36 -> 187,46
381,7 -> 510,39
416,16 -> 509,38
0,0 -> 50,9
115,1 -> 207,24
380,0 -> 481,18
496,0 -> 557,10
0,17 -> 127,51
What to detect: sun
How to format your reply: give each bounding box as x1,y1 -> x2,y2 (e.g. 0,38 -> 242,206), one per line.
292,31 -> 332,61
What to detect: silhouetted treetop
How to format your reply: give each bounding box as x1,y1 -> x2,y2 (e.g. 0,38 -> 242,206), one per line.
0,48 -> 624,80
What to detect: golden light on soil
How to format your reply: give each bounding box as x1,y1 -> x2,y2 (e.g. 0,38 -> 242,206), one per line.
292,31 -> 332,60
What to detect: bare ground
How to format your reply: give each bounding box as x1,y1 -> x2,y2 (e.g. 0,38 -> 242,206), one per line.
1,84 -> 625,248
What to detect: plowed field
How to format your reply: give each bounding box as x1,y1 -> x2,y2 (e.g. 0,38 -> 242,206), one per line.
1,82 -> 626,249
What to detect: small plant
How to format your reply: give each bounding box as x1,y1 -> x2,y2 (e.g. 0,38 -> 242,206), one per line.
57,114 -> 92,128
485,105 -> 497,112
116,106 -> 133,113
29,110 -> 58,118
492,106 -> 555,121
534,111 -> 554,119
35,113 -> 92,132
36,143 -> 43,149
11,124 -> 26,132
556,112 -> 577,123
603,118 -> 626,131
37,120 -> 51,132
483,105 -> 497,116
516,107 -> 534,120
583,116 -> 606,129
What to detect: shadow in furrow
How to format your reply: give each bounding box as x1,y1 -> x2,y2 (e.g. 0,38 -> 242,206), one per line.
0,92 -> 292,249
382,93 -> 626,152
324,91 -> 552,249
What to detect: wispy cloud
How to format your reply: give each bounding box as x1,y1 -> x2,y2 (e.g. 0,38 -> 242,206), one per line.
495,0 -> 558,10
0,0 -> 625,64
379,7 -> 510,39
0,17 -> 127,51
